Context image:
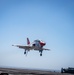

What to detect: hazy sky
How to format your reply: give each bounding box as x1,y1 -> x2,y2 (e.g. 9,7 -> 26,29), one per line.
0,0 -> 74,70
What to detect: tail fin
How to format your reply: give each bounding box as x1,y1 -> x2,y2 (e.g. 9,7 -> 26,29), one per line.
27,38 -> 30,45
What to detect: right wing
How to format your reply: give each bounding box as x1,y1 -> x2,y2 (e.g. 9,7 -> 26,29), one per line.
12,45 -> 34,50
42,48 -> 50,50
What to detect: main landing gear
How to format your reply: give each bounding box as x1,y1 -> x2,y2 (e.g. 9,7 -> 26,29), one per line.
24,50 -> 29,56
24,50 -> 43,56
40,53 -> 42,56
39,50 -> 43,56
24,50 -> 26,54
24,50 -> 27,56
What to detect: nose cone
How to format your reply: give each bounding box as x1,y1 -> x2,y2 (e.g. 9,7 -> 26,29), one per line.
44,42 -> 46,45
42,42 -> 46,46
40,41 -> 46,46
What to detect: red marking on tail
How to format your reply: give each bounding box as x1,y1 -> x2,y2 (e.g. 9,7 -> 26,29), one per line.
27,38 -> 30,45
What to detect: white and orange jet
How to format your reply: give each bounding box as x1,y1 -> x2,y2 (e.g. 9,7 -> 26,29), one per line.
12,38 -> 50,56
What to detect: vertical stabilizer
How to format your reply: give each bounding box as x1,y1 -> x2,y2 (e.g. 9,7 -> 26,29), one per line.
27,38 -> 30,45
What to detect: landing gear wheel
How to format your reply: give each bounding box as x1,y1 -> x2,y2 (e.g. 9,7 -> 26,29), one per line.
40,53 -> 42,56
24,51 -> 26,54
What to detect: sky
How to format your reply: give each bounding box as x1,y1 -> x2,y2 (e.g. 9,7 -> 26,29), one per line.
0,0 -> 74,70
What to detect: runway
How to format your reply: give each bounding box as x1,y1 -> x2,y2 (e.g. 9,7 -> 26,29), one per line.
0,67 -> 73,75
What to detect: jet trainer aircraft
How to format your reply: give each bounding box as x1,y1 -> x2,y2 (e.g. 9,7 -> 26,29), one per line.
12,38 -> 50,56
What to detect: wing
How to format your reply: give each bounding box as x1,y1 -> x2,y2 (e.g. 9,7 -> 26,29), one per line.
34,47 -> 50,51
12,45 -> 34,50
42,48 -> 50,50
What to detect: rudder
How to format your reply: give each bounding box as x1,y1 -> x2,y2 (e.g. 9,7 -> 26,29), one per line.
27,38 -> 30,45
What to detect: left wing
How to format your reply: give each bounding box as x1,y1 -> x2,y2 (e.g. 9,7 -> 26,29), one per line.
12,45 -> 34,50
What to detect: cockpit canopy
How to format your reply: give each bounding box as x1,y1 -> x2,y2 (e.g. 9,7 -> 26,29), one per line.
34,40 -> 40,42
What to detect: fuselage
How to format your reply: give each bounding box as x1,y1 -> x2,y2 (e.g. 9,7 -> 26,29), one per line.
32,40 -> 46,50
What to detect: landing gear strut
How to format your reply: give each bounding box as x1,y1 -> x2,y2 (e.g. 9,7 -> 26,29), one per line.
24,50 -> 29,56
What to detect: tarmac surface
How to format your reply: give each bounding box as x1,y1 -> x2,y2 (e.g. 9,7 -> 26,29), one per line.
0,67 -> 73,75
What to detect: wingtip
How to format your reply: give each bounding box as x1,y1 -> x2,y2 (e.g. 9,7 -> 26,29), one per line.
49,49 -> 50,50
12,45 -> 14,46
47,49 -> 50,51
